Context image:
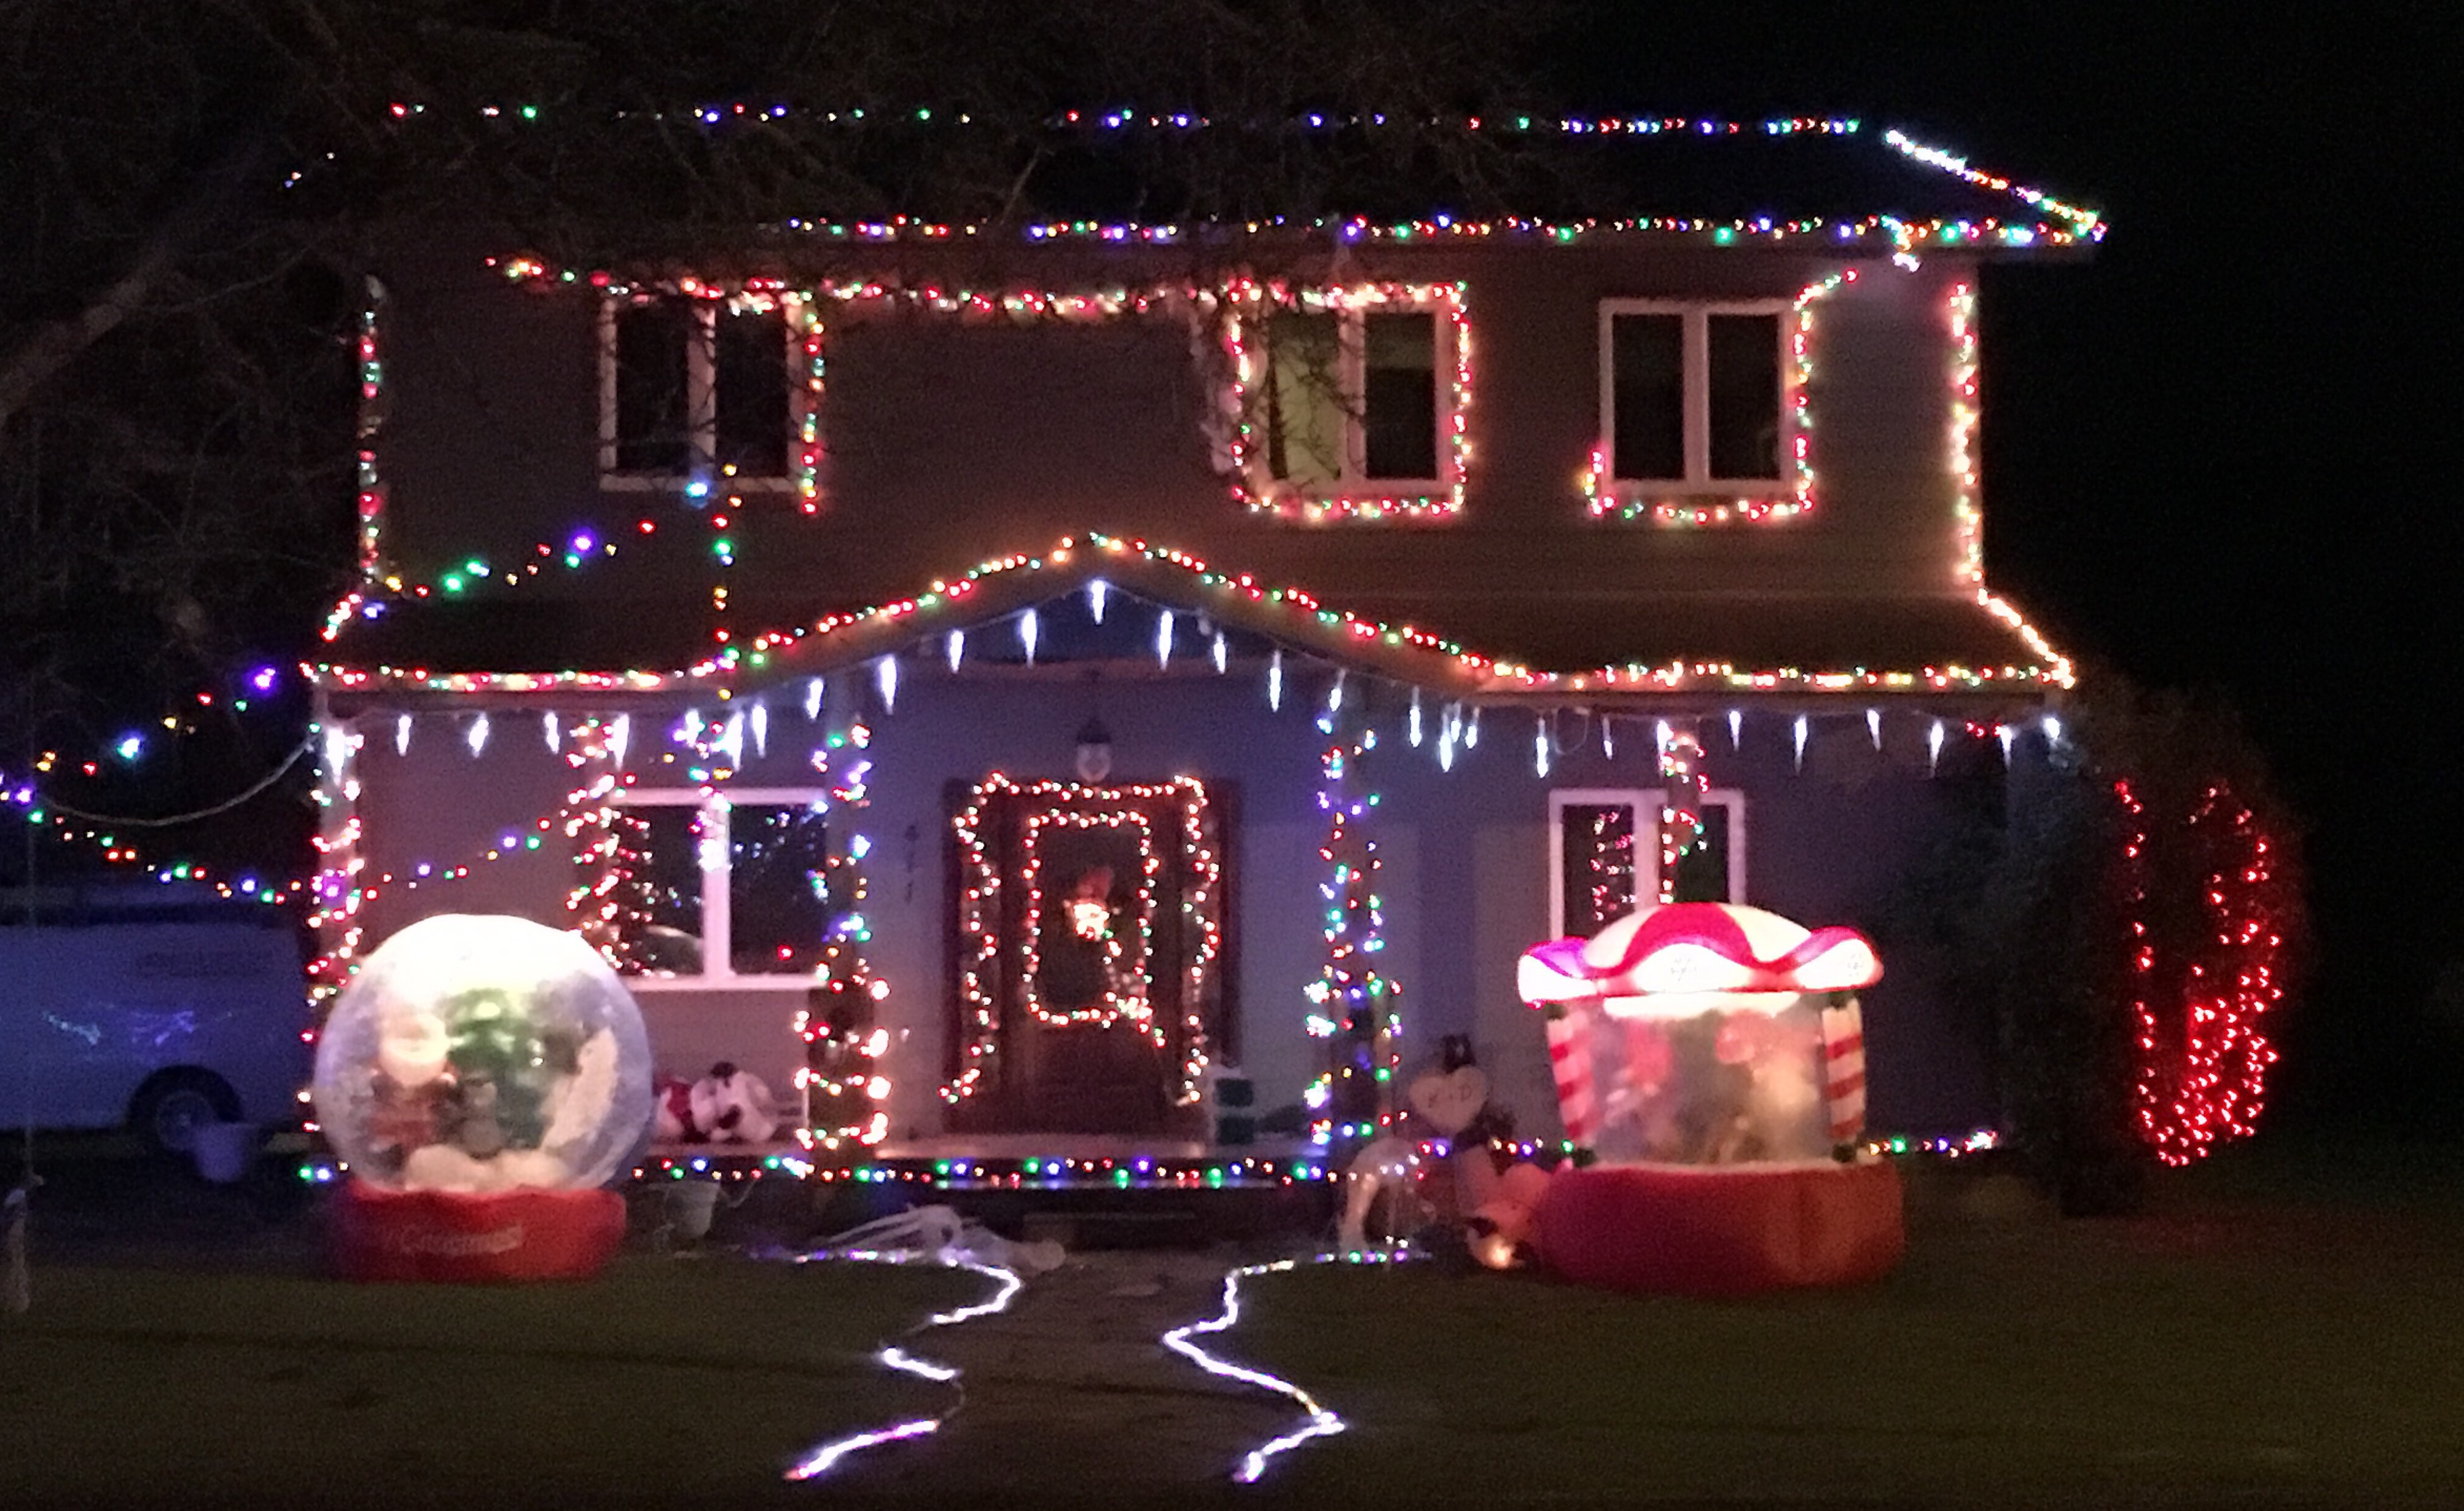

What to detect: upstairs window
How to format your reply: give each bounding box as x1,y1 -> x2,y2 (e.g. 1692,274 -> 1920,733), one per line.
1237,286 -> 1466,521
1600,301 -> 1786,491
601,297 -> 800,487
606,790 -> 833,982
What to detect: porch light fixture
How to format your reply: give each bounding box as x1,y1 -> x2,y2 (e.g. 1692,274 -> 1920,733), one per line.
1075,716 -> 1114,783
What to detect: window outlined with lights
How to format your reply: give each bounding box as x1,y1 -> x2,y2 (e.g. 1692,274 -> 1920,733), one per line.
598,292 -> 810,491
1228,284 -> 1469,522
1596,299 -> 1789,501
1547,787 -> 1748,938
604,787 -> 834,987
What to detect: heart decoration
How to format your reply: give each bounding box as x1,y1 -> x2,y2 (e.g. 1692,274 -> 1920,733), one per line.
1407,1064 -> 1490,1136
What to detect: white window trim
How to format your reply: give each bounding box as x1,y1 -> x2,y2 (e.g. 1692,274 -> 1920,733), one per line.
1244,291 -> 1463,508
1547,786 -> 1748,938
1597,299 -> 1791,495
598,297 -> 805,493
609,786 -> 831,991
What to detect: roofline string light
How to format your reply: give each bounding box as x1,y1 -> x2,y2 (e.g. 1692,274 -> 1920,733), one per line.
381,107 -> 2097,248
318,532 -> 2075,700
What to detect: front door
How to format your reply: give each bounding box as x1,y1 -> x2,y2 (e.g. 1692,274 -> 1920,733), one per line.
945,776 -> 1229,1136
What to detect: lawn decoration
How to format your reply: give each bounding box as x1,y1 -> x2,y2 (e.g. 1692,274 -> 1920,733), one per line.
312,912 -> 654,1281
1516,902 -> 1903,1295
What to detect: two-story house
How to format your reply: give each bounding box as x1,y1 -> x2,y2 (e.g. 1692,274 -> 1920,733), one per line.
308,116 -> 2096,1164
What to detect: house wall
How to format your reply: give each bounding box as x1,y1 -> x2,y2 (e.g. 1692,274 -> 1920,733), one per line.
338,661 -> 2011,1147
372,240 -> 1982,634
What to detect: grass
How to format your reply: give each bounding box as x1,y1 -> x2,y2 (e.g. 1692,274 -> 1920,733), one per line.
0,1253 -> 985,1510
1221,1143 -> 2464,1507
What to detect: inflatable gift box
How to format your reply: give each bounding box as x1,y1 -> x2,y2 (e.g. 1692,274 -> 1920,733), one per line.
1516,901 -> 1901,1294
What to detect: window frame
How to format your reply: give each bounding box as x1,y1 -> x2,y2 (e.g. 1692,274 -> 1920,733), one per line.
1235,285 -> 1467,522
608,787 -> 834,991
1596,299 -> 1792,498
598,295 -> 810,493
1546,786 -> 1748,939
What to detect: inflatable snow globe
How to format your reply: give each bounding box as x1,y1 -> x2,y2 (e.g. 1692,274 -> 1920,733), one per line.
1516,902 -> 1903,1295
313,913 -> 654,1281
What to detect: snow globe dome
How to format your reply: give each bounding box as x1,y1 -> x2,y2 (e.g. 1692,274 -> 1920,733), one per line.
313,913 -> 654,1191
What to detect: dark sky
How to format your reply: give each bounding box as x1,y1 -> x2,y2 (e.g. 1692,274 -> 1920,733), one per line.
1549,4 -> 2460,1124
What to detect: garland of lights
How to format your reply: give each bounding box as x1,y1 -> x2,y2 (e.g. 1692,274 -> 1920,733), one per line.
1654,719 -> 1710,901
2119,777 -> 2287,1166
1948,281 -> 2079,688
1301,679 -> 1401,1150
795,688 -> 890,1152
945,773 -> 1222,1107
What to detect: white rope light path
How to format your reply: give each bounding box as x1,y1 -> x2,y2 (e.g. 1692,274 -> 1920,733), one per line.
769,1210 -> 1034,1482
1163,1249 -> 1418,1483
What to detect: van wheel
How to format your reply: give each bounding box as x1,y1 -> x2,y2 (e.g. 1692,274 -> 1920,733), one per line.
130,1070 -> 242,1157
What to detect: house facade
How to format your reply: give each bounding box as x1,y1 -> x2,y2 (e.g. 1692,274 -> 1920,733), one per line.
310,117 -> 2096,1160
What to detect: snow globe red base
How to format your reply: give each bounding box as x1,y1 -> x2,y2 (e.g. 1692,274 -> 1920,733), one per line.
311,914 -> 655,1282
1517,902 -> 1903,1296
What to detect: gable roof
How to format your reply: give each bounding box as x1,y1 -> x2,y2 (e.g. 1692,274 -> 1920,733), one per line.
316,533 -> 2071,709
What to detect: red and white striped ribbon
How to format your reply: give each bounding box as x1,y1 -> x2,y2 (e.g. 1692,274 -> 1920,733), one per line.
1543,1008 -> 1596,1148
1820,999 -> 1867,1145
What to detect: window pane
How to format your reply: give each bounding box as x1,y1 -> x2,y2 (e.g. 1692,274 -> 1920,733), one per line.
1362,312 -> 1439,479
1265,311 -> 1345,483
715,306 -> 791,476
618,806 -> 705,975
1611,313 -> 1685,480
729,803 -> 831,975
1668,803 -> 1733,904
1559,803 -> 1640,936
1707,314 -> 1781,480
614,303 -> 694,473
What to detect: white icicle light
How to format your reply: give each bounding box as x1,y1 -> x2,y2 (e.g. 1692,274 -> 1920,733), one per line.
751,703 -> 770,759
2042,713 -> 2063,745
1793,714 -> 1809,772
947,629 -> 966,673
1602,715 -> 1614,759
1867,708 -> 1883,750
1465,707 -> 1480,748
1020,608 -> 1039,665
1533,715 -> 1551,777
1927,718 -> 1945,775
1654,718 -> 1671,765
804,677 -> 824,721
1409,688 -> 1423,747
542,711 -> 560,752
1156,609 -> 1175,667
1998,724 -> 2016,765
1268,649 -> 1283,710
876,655 -> 899,714
1088,578 -> 1109,624
394,713 -> 411,756
609,714 -> 631,769
466,713 -> 490,758
1728,708 -> 1742,748
1212,630 -> 1228,674
1326,669 -> 1345,714
718,712 -> 745,767
326,722 -> 356,779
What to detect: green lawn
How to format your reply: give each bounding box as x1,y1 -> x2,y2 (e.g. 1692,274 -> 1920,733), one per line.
1224,1148 -> 2464,1506
0,1254 -> 982,1509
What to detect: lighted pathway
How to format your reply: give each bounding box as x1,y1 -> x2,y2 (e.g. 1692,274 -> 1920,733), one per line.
812,1248 -> 1317,1505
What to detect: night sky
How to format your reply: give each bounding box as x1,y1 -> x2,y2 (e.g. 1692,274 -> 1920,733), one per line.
1551,4 -> 2457,1126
